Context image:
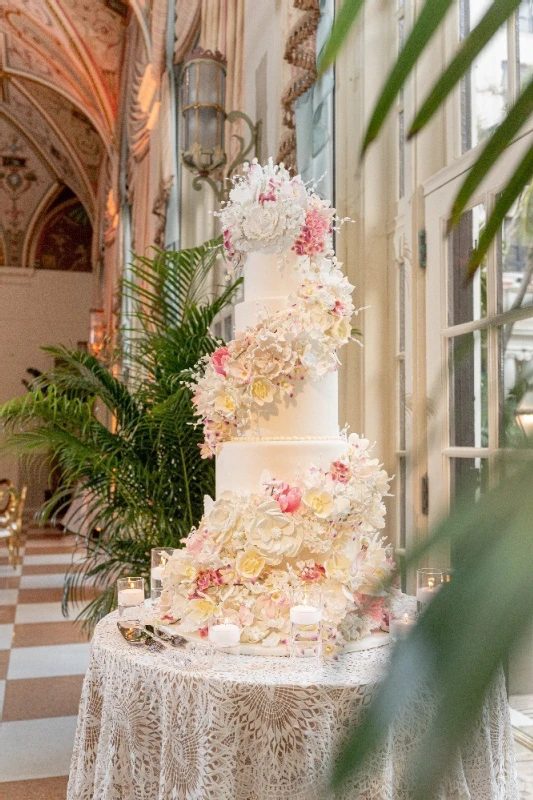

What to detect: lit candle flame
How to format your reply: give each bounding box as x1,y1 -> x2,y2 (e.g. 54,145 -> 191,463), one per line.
403,613 -> 409,623
428,577 -> 435,590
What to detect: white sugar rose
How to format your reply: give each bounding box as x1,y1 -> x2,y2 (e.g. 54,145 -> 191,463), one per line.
208,494 -> 239,538
303,488 -> 336,519
180,597 -> 215,632
167,553 -> 199,583
214,392 -> 237,416
324,551 -> 352,583
356,546 -> 390,595
250,377 -> 276,406
241,203 -> 285,246
247,500 -> 303,563
235,548 -> 266,580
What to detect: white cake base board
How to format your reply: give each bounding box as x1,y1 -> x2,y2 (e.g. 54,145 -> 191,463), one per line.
157,624 -> 390,657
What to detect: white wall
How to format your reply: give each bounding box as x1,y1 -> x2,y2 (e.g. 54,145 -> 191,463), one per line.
243,0 -> 285,162
0,268 -> 94,513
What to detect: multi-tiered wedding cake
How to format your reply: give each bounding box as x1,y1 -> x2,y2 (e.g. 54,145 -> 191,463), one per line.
161,160 -> 393,654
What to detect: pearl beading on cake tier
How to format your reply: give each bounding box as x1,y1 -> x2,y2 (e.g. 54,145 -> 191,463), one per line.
216,438 -> 350,498
229,435 -> 341,442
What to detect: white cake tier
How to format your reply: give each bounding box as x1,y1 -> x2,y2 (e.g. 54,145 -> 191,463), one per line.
243,370 -> 339,439
235,249 -> 304,332
216,437 -> 349,497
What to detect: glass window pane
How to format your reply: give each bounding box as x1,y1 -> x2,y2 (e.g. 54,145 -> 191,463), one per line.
399,261 -> 406,353
497,188 -> 533,314
399,358 -> 406,450
518,0 -> 533,90
398,455 -> 406,549
461,0 -> 508,151
449,456 -> 489,564
448,204 -> 487,326
449,330 -> 488,448
499,320 -> 533,445
224,314 -> 233,342
398,110 -> 405,199
450,456 -> 489,500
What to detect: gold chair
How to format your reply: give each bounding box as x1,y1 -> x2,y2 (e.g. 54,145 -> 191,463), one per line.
0,481 -> 27,568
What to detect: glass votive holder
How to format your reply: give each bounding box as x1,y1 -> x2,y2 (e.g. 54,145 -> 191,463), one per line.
416,568 -> 443,610
151,548 -> 175,603
117,577 -> 145,643
442,569 -> 453,584
290,584 -> 323,661
385,543 -> 400,588
389,611 -> 416,643
208,614 -> 242,651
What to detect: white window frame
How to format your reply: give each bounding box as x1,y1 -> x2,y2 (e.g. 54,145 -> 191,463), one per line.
424,124 -> 533,539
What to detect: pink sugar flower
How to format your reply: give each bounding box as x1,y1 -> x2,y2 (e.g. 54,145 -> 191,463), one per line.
222,229 -> 235,259
292,208 -> 332,256
354,593 -> 386,624
196,571 -> 212,592
273,483 -> 302,512
301,563 -> 326,582
330,460 -> 351,483
211,346 -> 231,376
332,300 -> 347,316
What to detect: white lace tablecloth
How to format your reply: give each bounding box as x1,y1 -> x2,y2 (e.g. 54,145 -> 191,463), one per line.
68,605 -> 518,800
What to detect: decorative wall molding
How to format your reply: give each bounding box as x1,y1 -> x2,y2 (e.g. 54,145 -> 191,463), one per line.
277,0 -> 320,173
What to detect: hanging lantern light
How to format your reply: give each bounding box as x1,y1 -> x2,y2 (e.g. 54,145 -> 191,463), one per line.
179,49 -> 262,201
88,309 -> 106,358
181,49 -> 227,176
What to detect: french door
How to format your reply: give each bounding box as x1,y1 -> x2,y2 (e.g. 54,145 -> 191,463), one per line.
424,126 -> 533,735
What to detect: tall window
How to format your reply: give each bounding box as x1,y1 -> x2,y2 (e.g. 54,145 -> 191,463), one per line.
396,0 -> 405,198
462,0 -> 533,152
397,257 -> 407,587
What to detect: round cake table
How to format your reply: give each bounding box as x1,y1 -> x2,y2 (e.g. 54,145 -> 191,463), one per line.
67,612 -> 518,800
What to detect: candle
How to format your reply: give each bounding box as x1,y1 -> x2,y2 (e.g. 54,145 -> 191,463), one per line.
290,604 -> 322,625
118,588 -> 145,607
209,622 -> 241,647
151,566 -> 163,582
390,613 -> 416,641
416,576 -> 442,605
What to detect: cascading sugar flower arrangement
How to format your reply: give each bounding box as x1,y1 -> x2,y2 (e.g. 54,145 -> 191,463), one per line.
192,160 -> 356,458
159,435 -> 393,650
162,159 -> 395,654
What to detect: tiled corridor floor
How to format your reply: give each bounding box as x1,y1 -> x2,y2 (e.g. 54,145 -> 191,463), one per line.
0,524 -> 91,799
2,525 -> 533,798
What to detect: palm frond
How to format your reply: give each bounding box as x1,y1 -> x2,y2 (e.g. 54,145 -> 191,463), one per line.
332,455 -> 533,797
0,241 -> 238,631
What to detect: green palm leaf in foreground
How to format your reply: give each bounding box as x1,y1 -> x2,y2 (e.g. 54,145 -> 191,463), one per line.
0,241 -> 241,630
318,0 -> 531,273
332,454 -> 533,797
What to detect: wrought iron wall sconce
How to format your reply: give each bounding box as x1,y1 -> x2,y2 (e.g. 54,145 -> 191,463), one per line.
179,48 -> 262,202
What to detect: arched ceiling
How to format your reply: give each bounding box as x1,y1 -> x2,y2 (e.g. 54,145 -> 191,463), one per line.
0,0 -> 129,232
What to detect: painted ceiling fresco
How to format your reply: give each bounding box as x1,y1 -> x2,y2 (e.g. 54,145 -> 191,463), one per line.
0,0 -> 129,265
0,115 -> 56,266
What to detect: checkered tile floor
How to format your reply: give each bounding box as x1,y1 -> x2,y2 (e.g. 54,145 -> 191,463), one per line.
0,524 -> 92,798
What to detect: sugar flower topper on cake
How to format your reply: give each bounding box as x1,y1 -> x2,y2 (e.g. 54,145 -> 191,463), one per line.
217,158 -> 336,267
